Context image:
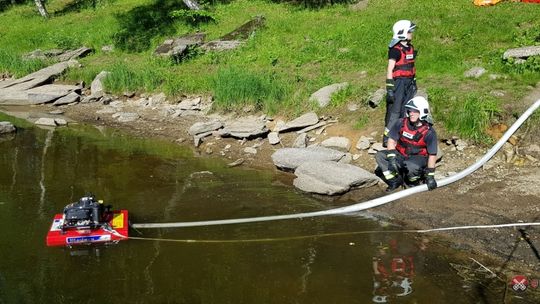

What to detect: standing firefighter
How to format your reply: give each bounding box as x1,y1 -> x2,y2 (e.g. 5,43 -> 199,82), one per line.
375,96 -> 437,192
384,20 -> 418,147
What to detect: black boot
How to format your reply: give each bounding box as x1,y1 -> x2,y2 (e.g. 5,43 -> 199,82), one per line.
385,176 -> 403,192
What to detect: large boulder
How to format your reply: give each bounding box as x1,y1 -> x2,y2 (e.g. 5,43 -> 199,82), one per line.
271,146 -> 346,171
0,121 -> 16,134
309,82 -> 348,108
90,71 -> 110,99
293,161 -> 379,195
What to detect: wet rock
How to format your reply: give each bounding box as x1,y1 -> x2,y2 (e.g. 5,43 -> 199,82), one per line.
278,112 -> 319,133
321,136 -> 351,152
368,88 -> 385,108
464,67 -> 486,78
292,133 -> 308,148
53,91 -> 80,106
219,116 -> 268,139
309,82 -> 349,108
293,161 -> 378,195
188,120 -> 223,136
503,45 -> 540,60
90,71 -> 110,99
268,132 -> 280,145
0,121 -> 16,134
356,135 -> 372,150
271,146 -> 346,171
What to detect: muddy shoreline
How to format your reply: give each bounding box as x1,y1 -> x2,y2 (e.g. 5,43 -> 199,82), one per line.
2,101 -> 540,277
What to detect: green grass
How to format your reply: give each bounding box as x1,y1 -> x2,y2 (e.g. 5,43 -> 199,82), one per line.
1,0 -> 540,142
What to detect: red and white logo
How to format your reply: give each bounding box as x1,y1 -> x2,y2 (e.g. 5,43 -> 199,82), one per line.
511,275 -> 528,292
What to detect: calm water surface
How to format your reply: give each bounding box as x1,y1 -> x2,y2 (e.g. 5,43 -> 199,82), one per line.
0,123 -> 516,303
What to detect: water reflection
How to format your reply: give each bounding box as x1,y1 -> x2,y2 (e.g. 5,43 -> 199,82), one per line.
0,122 -> 519,303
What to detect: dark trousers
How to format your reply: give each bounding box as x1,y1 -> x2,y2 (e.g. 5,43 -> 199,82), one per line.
375,150 -> 427,185
383,77 -> 417,145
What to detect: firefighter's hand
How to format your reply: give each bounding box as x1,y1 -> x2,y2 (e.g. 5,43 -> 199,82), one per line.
386,79 -> 395,103
425,168 -> 437,191
387,150 -> 399,175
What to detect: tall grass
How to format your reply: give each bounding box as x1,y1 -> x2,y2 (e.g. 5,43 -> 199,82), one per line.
0,50 -> 48,77
212,66 -> 288,113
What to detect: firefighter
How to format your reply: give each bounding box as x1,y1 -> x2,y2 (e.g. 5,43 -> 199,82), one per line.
383,20 -> 418,147
375,96 -> 437,192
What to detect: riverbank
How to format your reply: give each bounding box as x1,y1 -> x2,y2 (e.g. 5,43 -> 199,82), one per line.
2,91 -> 539,279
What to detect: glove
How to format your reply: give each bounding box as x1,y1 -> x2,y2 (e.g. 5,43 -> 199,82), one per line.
425,168 -> 437,191
386,79 -> 395,103
386,150 -> 399,175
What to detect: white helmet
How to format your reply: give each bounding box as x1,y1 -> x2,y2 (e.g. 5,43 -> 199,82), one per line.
405,96 -> 432,122
389,20 -> 416,47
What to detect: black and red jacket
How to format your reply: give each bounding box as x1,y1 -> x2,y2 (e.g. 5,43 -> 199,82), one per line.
392,44 -> 416,78
396,118 -> 429,157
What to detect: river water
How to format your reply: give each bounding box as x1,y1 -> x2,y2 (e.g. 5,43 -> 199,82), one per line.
0,120 -> 521,303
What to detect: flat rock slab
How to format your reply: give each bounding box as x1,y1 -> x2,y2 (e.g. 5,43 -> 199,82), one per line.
0,60 -> 78,91
52,91 -> 80,106
293,161 -> 379,195
321,136 -> 351,152
279,112 -> 319,133
0,121 -> 16,134
503,46 -> 540,60
189,120 -> 223,136
0,84 -> 80,105
219,117 -> 268,138
34,117 -> 67,127
309,82 -> 348,108
271,146 -> 346,171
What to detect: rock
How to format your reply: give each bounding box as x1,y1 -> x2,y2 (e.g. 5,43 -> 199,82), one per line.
154,33 -> 205,59
49,110 -> 64,115
116,112 -> 139,122
368,88 -> 386,108
455,139 -> 467,151
0,121 -> 16,134
81,95 -> 99,103
102,45 -> 114,52
309,82 -> 349,108
56,47 -> 93,62
356,136 -> 372,150
149,93 -> 167,105
368,142 -> 385,154
321,136 -> 351,152
268,132 -> 280,145
34,117 -> 57,127
90,71 -> 110,98
297,121 -> 327,134
54,118 -> 67,126
219,116 -> 268,139
27,84 -> 80,104
201,40 -> 243,52
201,16 -> 265,52
53,91 -> 80,106
279,112 -> 319,132
464,67 -> 486,78
350,0 -> 369,11
347,103 -> 359,112
188,120 -> 223,136
178,97 -> 202,110
503,46 -> 540,60
338,153 -> 353,164
0,60 -> 78,92
273,120 -> 286,132
293,161 -> 378,195
271,146 -> 347,171
525,144 -> 540,154
244,147 -> 257,154
227,158 -> 244,167
353,154 -> 360,160
292,133 -> 308,148
123,91 -> 135,98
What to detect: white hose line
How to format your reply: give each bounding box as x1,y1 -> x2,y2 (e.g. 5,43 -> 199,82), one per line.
132,99 -> 540,229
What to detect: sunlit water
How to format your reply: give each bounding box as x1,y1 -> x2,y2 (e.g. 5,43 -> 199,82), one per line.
0,123 -> 519,303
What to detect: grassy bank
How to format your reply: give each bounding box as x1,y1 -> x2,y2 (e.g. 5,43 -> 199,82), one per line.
1,0 -> 540,142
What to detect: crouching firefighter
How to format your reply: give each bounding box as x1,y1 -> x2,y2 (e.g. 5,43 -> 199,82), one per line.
375,96 -> 438,192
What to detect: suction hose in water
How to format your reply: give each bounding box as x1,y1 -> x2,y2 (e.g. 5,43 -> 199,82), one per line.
132,99 -> 540,229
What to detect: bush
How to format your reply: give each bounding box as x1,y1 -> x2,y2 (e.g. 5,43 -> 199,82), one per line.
212,66 -> 288,113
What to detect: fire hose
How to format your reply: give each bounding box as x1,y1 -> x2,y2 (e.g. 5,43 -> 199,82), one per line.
131,98 -> 540,230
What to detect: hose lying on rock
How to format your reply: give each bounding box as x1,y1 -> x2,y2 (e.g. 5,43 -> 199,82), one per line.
131,99 -> 540,229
